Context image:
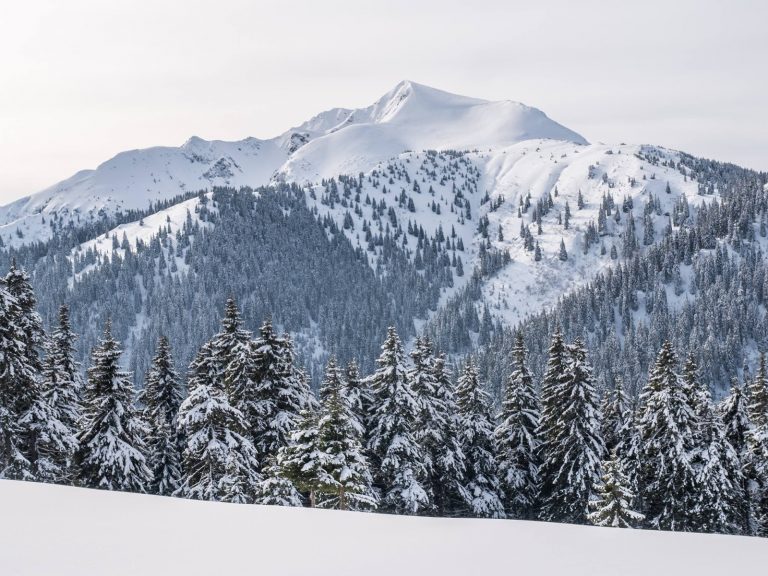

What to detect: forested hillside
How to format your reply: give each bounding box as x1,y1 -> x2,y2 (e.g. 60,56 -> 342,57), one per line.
470,154 -> 768,398
2,267 -> 768,536
0,185 -> 449,382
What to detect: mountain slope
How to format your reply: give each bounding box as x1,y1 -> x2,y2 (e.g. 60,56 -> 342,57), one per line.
1,480 -> 765,576
0,136 -> 287,246
0,81 -> 585,248
66,139 -> 699,333
302,140 -> 703,326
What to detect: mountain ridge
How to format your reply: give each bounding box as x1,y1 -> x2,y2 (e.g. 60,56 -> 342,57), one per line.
0,80 -> 586,247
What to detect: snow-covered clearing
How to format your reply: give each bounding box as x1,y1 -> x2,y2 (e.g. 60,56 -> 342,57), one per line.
1,480 -> 765,576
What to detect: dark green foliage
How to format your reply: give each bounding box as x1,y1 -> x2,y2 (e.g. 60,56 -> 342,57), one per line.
538,338 -> 604,524
367,327 -> 429,514
455,359 -> 505,519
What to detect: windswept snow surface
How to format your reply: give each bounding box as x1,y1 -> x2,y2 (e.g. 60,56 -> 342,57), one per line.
0,481 -> 765,576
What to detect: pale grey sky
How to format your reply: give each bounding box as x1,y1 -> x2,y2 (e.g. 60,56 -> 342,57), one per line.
1,0 -> 766,204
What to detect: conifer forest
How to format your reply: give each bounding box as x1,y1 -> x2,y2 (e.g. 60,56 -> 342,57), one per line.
2,257 -> 768,536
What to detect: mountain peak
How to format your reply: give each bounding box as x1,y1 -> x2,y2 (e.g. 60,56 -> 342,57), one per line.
368,80 -> 488,124
182,135 -> 207,148
388,79 -> 488,101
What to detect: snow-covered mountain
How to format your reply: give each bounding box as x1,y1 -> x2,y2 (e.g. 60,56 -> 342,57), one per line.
2,480 -> 765,576
0,80 -> 585,246
1,80 -> 737,381
2,80 -> 713,335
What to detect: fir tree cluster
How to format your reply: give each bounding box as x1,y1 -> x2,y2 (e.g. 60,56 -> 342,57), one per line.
4,260 -> 768,536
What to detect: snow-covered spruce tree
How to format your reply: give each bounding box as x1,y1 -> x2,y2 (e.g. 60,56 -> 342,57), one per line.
0,284 -> 32,479
721,379 -> 760,534
537,327 -> 569,513
251,318 -> 314,468
20,305 -> 82,484
75,320 -> 150,492
18,354 -> 78,484
138,335 -> 184,496
47,305 -> 82,396
4,262 -> 44,377
744,354 -> 768,535
747,353 -> 768,429
211,298 -> 256,431
684,356 -> 741,534
254,457 -> 303,507
277,407 -> 321,507
636,341 -> 698,531
721,382 -> 751,457
494,330 -> 540,519
746,423 -> 768,535
9,265 -> 63,483
409,338 -> 467,516
342,359 -> 372,446
430,350 -> 469,516
367,327 -> 429,515
600,378 -> 641,488
40,304 -> 83,481
587,451 -> 644,528
0,263 -> 46,480
600,379 -> 631,455
538,338 -> 604,524
315,357 -> 376,510
613,411 -> 641,489
177,341 -> 261,502
216,298 -> 254,381
456,359 -> 505,519
538,327 -> 568,436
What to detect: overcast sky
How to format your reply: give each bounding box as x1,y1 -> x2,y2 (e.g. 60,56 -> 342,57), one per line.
1,0 -> 766,204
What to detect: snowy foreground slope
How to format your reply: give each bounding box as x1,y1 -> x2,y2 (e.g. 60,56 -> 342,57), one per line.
1,481 -> 766,576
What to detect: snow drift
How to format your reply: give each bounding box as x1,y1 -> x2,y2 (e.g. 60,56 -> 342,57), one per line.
1,480 -> 765,576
